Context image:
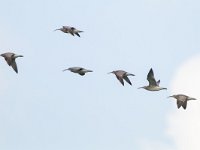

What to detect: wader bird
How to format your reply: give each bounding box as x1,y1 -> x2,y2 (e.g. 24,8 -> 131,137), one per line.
168,94 -> 197,109
54,26 -> 83,37
108,70 -> 135,86
1,52 -> 23,73
138,68 -> 167,91
63,67 -> 93,76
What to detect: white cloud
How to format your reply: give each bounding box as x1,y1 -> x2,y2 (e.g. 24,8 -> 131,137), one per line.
166,55 -> 200,150
138,55 -> 200,150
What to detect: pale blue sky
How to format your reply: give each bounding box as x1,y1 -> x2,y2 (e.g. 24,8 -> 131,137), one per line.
0,0 -> 200,150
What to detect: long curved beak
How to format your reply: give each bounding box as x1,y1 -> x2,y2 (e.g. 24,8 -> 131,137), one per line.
62,68 -> 69,72
107,72 -> 113,74
138,87 -> 143,89
83,69 -> 93,73
78,30 -> 84,33
54,28 -> 61,31
167,96 -> 173,98
87,70 -> 93,72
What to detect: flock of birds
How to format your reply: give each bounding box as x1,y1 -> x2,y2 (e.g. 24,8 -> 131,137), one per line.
1,25 -> 197,110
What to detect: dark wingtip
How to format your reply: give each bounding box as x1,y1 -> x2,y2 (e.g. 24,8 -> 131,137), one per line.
75,33 -> 81,37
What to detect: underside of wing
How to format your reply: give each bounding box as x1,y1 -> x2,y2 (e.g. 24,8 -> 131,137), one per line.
79,72 -> 85,76
182,100 -> 187,109
177,100 -> 183,109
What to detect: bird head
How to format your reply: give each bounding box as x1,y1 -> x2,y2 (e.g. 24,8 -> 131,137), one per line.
107,71 -> 115,74
54,28 -> 62,31
62,68 -> 70,72
167,95 -> 176,99
0,54 -> 5,57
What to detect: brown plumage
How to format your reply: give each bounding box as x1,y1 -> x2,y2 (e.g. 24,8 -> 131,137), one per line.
168,94 -> 197,109
54,26 -> 83,37
1,52 -> 23,73
108,70 -> 135,86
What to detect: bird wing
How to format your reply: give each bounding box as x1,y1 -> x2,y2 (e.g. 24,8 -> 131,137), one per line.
69,30 -> 74,36
2,53 -> 13,66
177,100 -> 183,109
123,76 -> 132,85
11,60 -> 18,73
4,57 -> 12,66
182,100 -> 187,109
156,80 -> 160,85
63,26 -> 70,29
147,68 -> 157,86
117,76 -> 124,86
79,72 -> 85,76
75,33 -> 81,37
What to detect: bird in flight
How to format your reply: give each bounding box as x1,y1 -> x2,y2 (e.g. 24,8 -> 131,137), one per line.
63,67 -> 93,76
168,94 -> 197,109
108,70 -> 135,86
54,26 -> 83,37
1,52 -> 23,73
138,68 -> 167,91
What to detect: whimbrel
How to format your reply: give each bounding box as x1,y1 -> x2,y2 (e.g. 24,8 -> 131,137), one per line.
63,67 -> 93,76
1,52 -> 23,73
138,68 -> 167,91
54,26 -> 83,37
108,70 -> 135,86
168,94 -> 197,109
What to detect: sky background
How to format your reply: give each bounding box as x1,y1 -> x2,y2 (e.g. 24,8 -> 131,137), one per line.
0,0 -> 200,150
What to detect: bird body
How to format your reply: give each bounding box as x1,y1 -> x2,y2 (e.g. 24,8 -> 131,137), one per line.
1,52 -> 23,73
140,85 -> 167,91
109,70 -> 135,86
63,67 -> 93,76
138,68 -> 167,91
55,26 -> 83,37
168,94 -> 197,109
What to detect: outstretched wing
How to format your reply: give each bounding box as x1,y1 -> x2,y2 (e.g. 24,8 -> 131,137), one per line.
177,100 -> 183,109
123,76 -> 132,85
147,68 -> 157,86
182,100 -> 187,109
117,76 -> 124,86
75,33 -> 80,37
11,60 -> 18,73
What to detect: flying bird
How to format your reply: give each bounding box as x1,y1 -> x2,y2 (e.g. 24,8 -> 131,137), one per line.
108,70 -> 135,86
63,67 -> 93,76
138,68 -> 167,91
168,94 -> 197,109
54,26 -> 83,37
1,52 -> 23,73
